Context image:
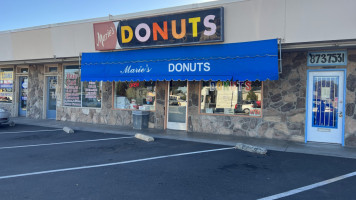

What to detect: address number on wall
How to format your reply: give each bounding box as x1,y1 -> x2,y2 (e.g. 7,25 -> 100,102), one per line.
307,51 -> 347,66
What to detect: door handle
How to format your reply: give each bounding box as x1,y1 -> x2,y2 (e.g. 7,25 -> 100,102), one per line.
339,111 -> 343,118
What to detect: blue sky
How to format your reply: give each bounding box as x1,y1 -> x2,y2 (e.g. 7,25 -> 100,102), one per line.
0,0 -> 216,31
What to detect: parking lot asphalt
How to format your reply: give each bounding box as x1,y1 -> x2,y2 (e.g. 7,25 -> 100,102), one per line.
11,117 -> 356,160
0,124 -> 356,200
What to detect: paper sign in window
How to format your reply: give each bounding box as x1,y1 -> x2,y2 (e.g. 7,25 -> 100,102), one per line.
321,87 -> 331,100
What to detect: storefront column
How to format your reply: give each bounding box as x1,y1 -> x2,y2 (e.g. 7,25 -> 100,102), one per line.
187,81 -> 200,132
27,64 -> 44,119
345,49 -> 356,146
154,81 -> 166,129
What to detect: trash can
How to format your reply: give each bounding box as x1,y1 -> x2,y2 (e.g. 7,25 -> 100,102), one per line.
132,110 -> 150,130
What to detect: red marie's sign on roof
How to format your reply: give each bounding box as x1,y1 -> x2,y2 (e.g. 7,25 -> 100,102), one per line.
93,7 -> 224,51
94,21 -> 118,51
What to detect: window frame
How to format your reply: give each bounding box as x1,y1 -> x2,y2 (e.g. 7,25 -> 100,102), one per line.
16,65 -> 29,75
112,81 -> 157,112
62,64 -> 102,109
198,80 -> 263,118
0,67 -> 15,104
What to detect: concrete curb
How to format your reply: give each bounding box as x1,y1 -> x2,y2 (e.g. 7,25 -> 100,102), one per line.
63,127 -> 74,134
235,143 -> 267,155
135,133 -> 154,142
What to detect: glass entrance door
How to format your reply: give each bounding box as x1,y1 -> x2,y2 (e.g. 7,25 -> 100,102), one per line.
167,81 -> 188,130
18,76 -> 28,117
306,70 -> 345,144
46,76 -> 57,119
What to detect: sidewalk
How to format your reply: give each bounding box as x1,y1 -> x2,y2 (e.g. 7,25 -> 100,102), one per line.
11,117 -> 356,159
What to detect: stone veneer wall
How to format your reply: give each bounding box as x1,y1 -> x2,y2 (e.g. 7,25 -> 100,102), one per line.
27,65 -> 44,119
52,50 -> 356,147
57,81 -> 166,128
57,82 -> 131,126
188,50 -> 356,147
153,81 -> 166,129
345,49 -> 356,146
188,52 -> 307,142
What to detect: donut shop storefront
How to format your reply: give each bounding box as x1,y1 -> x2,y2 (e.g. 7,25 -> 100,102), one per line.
80,7 -> 279,132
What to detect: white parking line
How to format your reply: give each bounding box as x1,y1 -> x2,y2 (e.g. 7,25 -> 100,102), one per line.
0,147 -> 233,180
258,171 -> 356,200
0,136 -> 134,150
0,129 -> 63,134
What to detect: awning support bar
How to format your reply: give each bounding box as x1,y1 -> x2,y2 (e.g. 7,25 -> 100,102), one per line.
278,38 -> 283,74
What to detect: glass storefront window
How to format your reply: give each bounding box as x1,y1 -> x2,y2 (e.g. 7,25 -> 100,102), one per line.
63,65 -> 102,108
63,66 -> 81,107
19,76 -> 28,114
49,67 -> 57,73
200,81 -> 262,116
0,68 -> 14,103
20,68 -> 28,73
82,81 -> 102,108
114,81 -> 156,111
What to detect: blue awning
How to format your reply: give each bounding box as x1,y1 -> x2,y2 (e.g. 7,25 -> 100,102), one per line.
81,39 -> 278,82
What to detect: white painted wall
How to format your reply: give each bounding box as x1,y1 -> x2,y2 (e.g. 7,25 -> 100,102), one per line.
0,22 -> 96,61
224,0 -> 285,44
51,23 -> 95,58
285,0 -> 356,43
11,28 -> 53,61
0,0 -> 355,62
0,32 -> 13,61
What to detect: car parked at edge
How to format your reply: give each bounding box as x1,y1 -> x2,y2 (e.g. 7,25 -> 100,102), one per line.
0,107 -> 14,126
235,100 -> 260,114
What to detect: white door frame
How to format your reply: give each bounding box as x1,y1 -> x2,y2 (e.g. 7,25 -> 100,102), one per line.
305,69 -> 346,146
43,75 -> 58,119
166,81 -> 188,131
17,76 -> 28,117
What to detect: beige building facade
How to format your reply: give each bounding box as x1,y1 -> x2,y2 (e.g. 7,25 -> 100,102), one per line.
1,0 -> 356,147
